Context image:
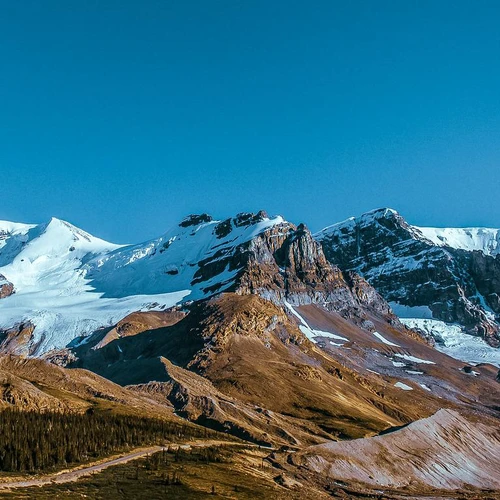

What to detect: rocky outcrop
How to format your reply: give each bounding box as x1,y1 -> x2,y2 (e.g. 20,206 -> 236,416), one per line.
191,214 -> 401,328
316,208 -> 500,345
0,322 -> 36,356
179,213 -> 213,228
0,274 -> 13,299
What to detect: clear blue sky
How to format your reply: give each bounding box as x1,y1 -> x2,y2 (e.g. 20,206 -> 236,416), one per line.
1,1 -> 499,243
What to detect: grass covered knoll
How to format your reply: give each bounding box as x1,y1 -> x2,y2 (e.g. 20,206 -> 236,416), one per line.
0,408 -> 215,473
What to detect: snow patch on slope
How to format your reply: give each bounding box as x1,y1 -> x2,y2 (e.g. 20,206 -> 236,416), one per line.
372,331 -> 400,347
284,302 -> 348,344
394,381 -> 413,391
393,353 -> 435,365
401,318 -> 500,367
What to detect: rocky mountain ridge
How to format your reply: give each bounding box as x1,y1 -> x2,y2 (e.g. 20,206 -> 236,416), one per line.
0,211 -> 400,355
316,208 -> 500,347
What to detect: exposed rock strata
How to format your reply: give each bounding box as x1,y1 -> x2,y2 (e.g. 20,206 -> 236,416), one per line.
316,208 -> 500,345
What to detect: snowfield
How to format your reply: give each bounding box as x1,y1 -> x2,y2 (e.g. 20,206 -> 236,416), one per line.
0,214 -> 284,354
415,226 -> 500,256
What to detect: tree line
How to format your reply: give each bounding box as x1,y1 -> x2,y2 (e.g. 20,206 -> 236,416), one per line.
0,408 -> 212,473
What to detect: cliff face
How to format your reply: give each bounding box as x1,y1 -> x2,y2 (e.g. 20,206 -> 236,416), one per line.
223,218 -> 398,326
316,208 -> 500,345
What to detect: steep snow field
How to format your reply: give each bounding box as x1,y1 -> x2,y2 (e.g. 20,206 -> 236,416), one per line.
0,215 -> 283,353
86,215 -> 284,298
416,226 -> 500,256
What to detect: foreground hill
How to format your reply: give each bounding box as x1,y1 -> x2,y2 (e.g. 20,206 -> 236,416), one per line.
287,408 -> 500,494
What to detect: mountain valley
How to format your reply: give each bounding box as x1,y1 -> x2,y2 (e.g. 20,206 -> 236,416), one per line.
0,209 -> 499,498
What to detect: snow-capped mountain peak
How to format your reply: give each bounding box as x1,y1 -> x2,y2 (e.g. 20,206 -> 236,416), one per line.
316,208 -> 500,354
0,211 -> 287,354
85,210 -> 286,299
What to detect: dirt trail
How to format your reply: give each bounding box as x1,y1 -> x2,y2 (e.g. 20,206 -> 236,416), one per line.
0,440 -> 243,490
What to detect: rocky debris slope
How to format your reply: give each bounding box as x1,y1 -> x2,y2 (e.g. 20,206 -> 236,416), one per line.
290,409 -> 500,491
316,208 -> 500,346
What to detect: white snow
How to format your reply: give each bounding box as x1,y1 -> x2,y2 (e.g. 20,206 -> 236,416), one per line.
328,340 -> 345,347
284,301 -> 348,343
87,215 -> 284,298
415,226 -> 500,256
394,381 -> 413,391
392,361 -> 406,367
0,214 -> 285,354
419,383 -> 432,392
394,353 -> 435,365
372,331 -> 400,347
406,370 -> 424,375
401,318 -> 500,367
316,208 -> 399,238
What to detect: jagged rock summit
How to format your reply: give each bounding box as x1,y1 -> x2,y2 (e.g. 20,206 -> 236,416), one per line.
316,208 -> 500,350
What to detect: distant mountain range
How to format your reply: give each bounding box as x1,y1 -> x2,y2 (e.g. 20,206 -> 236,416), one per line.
1,209 -> 498,363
